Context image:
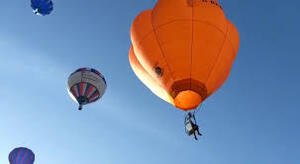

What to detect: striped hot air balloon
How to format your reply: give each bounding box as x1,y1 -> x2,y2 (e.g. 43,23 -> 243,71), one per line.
9,147 -> 35,164
67,68 -> 107,110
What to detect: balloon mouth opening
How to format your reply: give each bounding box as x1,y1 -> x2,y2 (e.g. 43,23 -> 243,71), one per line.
174,90 -> 202,111
170,79 -> 207,111
33,9 -> 41,15
77,96 -> 89,105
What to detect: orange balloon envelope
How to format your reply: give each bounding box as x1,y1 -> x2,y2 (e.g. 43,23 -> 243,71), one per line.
129,0 -> 240,111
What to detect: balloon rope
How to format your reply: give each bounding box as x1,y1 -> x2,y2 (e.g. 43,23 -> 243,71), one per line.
195,103 -> 203,114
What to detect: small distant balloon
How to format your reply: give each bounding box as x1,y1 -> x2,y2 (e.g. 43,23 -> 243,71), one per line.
31,0 -> 54,16
9,147 -> 35,164
67,68 -> 107,110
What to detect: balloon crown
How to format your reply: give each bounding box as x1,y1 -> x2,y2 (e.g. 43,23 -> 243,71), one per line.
187,0 -> 222,9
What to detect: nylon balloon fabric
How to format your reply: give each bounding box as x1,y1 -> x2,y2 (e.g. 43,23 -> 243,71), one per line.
9,147 -> 35,164
67,68 -> 107,110
129,0 -> 240,111
31,0 -> 54,16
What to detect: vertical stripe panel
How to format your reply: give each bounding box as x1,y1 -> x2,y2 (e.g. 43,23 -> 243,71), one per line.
90,92 -> 100,102
79,82 -> 84,96
16,149 -> 24,164
84,83 -> 91,97
87,87 -> 96,98
76,84 -> 81,97
82,83 -> 87,96
71,86 -> 79,98
20,149 -> 29,164
23,152 -> 34,164
88,90 -> 99,100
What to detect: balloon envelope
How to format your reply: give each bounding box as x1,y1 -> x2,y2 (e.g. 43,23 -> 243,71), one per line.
9,147 -> 35,164
129,0 -> 240,111
67,68 -> 107,109
31,0 -> 53,16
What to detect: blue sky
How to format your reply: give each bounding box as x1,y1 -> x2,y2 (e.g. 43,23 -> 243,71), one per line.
0,0 -> 299,163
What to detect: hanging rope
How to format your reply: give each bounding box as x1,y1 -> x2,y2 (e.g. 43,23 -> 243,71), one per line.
184,103 -> 203,119
192,103 -> 204,124
194,103 -> 203,115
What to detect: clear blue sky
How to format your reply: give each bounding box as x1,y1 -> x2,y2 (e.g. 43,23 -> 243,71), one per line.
0,0 -> 299,163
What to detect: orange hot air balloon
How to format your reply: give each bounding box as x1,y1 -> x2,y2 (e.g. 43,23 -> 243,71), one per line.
129,0 -> 240,111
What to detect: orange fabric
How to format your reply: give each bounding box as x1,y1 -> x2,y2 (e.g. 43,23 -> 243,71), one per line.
129,46 -> 173,104
129,0 -> 240,111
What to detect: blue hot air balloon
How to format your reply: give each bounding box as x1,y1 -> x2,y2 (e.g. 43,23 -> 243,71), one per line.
31,0 -> 54,16
9,147 -> 35,164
